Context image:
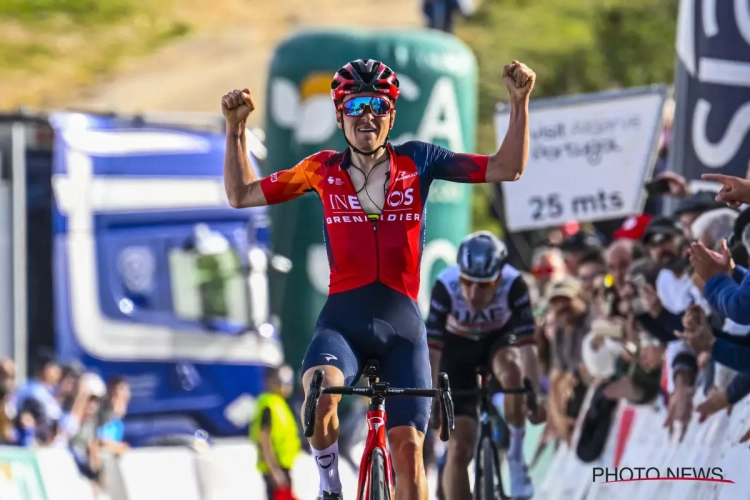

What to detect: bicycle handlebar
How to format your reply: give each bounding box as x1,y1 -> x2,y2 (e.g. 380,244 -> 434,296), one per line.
303,369 -> 456,442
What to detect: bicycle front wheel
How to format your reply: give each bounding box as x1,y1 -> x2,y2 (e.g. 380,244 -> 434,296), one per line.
479,437 -> 497,500
369,448 -> 390,500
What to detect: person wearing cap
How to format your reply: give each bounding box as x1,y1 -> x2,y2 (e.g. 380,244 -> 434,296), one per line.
612,214 -> 652,241
530,246 -> 567,302
69,373 -> 107,484
559,231 -> 603,276
14,350 -> 93,447
545,277 -> 593,443
674,191 -> 729,240
13,350 -> 64,445
250,364 -> 301,500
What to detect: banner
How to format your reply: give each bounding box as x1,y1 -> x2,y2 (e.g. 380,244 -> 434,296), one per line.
495,87 -> 667,231
0,447 -> 47,500
670,0 -> 750,182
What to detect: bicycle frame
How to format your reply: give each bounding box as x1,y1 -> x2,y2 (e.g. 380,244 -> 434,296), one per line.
453,370 -> 537,500
358,404 -> 393,499
303,359 -> 455,500
473,370 -> 504,500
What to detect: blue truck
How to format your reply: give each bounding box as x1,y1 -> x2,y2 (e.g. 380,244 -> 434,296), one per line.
0,111 -> 287,444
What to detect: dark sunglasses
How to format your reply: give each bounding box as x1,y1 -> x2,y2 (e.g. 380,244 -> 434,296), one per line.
341,96 -> 392,117
459,276 -> 497,289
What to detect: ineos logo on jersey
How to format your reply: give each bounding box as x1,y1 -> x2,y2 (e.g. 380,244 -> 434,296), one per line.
387,188 -> 414,208
328,194 -> 362,211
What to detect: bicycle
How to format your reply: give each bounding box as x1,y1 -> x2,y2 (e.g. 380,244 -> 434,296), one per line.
451,367 -> 538,500
303,358 -> 456,500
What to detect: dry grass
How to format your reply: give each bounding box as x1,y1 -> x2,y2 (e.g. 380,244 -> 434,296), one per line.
0,0 -> 422,123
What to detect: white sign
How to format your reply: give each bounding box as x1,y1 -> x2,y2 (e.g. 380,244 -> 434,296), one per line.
495,88 -> 666,231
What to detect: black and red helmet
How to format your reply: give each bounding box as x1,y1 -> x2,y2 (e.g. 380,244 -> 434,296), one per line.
331,59 -> 400,106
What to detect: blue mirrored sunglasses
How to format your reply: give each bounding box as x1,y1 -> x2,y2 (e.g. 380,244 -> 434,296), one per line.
341,96 -> 392,117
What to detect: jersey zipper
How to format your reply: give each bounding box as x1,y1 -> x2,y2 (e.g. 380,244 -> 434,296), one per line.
371,218 -> 380,280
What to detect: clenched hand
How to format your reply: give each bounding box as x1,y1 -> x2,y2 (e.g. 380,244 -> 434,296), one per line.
222,88 -> 256,130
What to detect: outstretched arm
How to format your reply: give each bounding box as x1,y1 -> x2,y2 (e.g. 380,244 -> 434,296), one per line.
222,88 -> 316,208
486,94 -> 530,183
426,61 -> 535,184
224,127 -> 268,208
222,88 -> 268,208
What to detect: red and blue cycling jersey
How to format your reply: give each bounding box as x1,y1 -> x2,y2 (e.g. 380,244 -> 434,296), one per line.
259,141 -> 489,301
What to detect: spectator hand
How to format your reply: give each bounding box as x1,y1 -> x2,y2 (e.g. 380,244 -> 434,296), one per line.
656,171 -> 690,198
691,271 -> 706,290
271,468 -> 289,488
603,377 -> 633,400
702,173 -> 750,208
639,283 -> 662,318
674,305 -> 715,353
503,61 -> 535,100
695,388 -> 730,423
689,240 -> 733,281
663,384 -> 694,442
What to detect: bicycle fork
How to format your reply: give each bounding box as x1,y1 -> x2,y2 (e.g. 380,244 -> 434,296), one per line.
473,408 -> 503,500
357,408 -> 393,500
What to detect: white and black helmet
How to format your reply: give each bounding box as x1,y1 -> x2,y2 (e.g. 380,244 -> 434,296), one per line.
457,231 -> 508,282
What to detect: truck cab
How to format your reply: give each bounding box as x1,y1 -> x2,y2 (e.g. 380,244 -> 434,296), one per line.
0,111 -> 284,444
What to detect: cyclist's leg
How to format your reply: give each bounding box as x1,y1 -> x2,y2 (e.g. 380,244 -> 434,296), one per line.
437,334 -> 480,500
490,339 -> 534,498
375,315 -> 431,500
301,326 -> 361,497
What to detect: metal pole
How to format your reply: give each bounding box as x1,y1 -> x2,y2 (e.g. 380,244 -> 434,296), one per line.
11,122 -> 27,383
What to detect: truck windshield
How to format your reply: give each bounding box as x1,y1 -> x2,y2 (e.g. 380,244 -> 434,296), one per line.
168,242 -> 251,329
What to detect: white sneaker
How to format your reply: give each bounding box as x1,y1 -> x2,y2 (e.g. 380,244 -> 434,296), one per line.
508,457 -> 534,499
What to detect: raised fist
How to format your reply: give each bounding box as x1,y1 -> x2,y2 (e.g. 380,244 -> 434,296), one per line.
503,61 -> 536,100
221,88 -> 255,129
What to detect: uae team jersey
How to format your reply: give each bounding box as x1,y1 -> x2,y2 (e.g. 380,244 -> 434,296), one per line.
425,263 -> 536,348
259,141 -> 489,301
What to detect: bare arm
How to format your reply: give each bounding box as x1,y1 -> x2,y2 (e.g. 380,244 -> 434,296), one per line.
259,429 -> 287,484
486,96 -> 530,183
224,125 -> 268,208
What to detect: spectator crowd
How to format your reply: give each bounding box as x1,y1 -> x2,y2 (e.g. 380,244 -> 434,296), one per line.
518,164 -> 750,465
0,350 -> 131,497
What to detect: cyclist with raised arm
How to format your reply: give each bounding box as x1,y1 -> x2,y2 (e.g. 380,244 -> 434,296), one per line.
222,58 -> 536,500
427,232 -> 546,500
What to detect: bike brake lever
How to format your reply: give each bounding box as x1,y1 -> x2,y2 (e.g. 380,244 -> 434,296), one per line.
438,389 -> 455,442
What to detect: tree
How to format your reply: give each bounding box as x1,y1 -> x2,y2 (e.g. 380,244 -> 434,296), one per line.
457,0 -> 679,232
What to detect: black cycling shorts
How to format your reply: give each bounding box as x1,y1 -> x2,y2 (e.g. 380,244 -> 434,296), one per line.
439,332 -> 516,419
301,282 -> 431,433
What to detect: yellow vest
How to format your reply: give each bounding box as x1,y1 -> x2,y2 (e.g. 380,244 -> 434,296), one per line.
250,393 -> 301,473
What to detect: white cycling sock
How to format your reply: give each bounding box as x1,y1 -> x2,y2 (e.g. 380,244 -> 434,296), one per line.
312,441 -> 343,494
508,424 -> 526,462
